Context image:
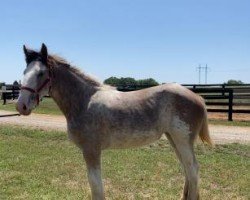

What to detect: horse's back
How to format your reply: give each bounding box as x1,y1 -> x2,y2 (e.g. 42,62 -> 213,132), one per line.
85,83 -> 206,149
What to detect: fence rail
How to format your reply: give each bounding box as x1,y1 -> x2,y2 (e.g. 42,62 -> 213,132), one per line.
0,84 -> 20,105
184,84 -> 250,121
191,88 -> 234,121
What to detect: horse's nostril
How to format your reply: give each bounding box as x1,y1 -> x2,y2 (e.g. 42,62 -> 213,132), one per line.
23,104 -> 27,110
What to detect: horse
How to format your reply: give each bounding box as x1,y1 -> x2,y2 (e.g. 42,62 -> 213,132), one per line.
16,44 -> 212,200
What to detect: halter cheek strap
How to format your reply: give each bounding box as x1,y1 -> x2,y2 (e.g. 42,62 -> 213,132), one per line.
21,77 -> 51,106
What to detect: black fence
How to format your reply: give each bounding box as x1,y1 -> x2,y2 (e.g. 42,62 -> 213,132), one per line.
1,84 -> 20,105
183,84 -> 250,121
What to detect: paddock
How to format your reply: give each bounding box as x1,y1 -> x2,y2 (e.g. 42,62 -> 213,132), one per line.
0,104 -> 249,199
0,124 -> 249,199
0,93 -> 249,199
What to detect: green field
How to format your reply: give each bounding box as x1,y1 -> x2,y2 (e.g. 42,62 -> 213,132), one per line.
0,98 -> 62,115
0,125 -> 249,199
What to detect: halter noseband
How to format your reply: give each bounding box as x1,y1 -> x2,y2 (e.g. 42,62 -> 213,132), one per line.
20,76 -> 51,106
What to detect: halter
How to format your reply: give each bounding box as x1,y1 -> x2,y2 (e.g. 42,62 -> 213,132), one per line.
20,76 -> 51,106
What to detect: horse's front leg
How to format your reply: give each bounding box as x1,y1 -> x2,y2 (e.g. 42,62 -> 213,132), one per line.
82,143 -> 104,200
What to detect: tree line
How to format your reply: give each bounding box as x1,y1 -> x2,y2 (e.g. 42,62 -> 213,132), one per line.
225,79 -> 244,85
104,77 -> 159,90
104,77 -> 245,87
104,77 -> 159,86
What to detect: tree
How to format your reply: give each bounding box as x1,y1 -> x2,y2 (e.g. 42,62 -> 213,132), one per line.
104,77 -> 137,86
137,78 -> 159,86
119,77 -> 137,86
0,82 -> 5,88
13,80 -> 19,86
226,79 -> 244,85
103,77 -> 159,89
104,76 -> 120,86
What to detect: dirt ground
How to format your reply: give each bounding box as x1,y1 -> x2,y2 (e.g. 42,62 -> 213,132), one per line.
0,110 -> 249,144
208,112 -> 250,121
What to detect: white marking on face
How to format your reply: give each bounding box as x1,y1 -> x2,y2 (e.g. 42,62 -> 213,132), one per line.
16,61 -> 48,114
22,61 -> 47,87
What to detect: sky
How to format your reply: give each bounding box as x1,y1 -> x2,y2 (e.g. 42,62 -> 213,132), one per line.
0,0 -> 249,84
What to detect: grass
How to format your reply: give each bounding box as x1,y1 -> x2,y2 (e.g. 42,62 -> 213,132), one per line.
0,98 -> 62,115
0,125 -> 249,199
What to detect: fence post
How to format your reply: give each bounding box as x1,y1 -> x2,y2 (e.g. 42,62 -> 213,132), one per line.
3,93 -> 6,105
222,84 -> 225,96
2,86 -> 6,105
12,85 -> 15,100
228,89 -> 233,121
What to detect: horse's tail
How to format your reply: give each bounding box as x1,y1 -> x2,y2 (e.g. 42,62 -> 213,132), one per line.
199,99 -> 213,146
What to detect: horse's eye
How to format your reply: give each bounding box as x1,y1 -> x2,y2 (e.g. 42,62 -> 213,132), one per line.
37,72 -> 44,78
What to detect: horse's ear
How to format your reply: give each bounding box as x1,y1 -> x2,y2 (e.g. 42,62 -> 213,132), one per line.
23,45 -> 28,57
23,45 -> 32,64
40,43 -> 48,61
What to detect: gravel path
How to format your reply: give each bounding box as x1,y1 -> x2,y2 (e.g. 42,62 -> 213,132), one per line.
0,110 -> 249,144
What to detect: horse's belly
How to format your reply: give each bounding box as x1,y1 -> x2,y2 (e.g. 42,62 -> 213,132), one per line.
107,130 -> 163,149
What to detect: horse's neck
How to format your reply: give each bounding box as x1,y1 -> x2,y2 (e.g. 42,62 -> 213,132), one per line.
50,66 -> 98,120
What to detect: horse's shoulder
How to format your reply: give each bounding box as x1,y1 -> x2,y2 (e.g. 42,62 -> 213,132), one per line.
91,90 -> 120,103
87,90 -> 120,112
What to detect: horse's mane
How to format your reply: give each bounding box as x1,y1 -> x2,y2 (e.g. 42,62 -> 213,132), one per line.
48,54 -> 102,87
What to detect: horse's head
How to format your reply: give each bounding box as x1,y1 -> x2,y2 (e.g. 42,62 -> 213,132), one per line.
16,43 -> 51,115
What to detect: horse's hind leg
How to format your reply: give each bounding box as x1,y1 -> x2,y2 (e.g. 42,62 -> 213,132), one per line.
166,132 -> 199,200
165,132 -> 188,199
